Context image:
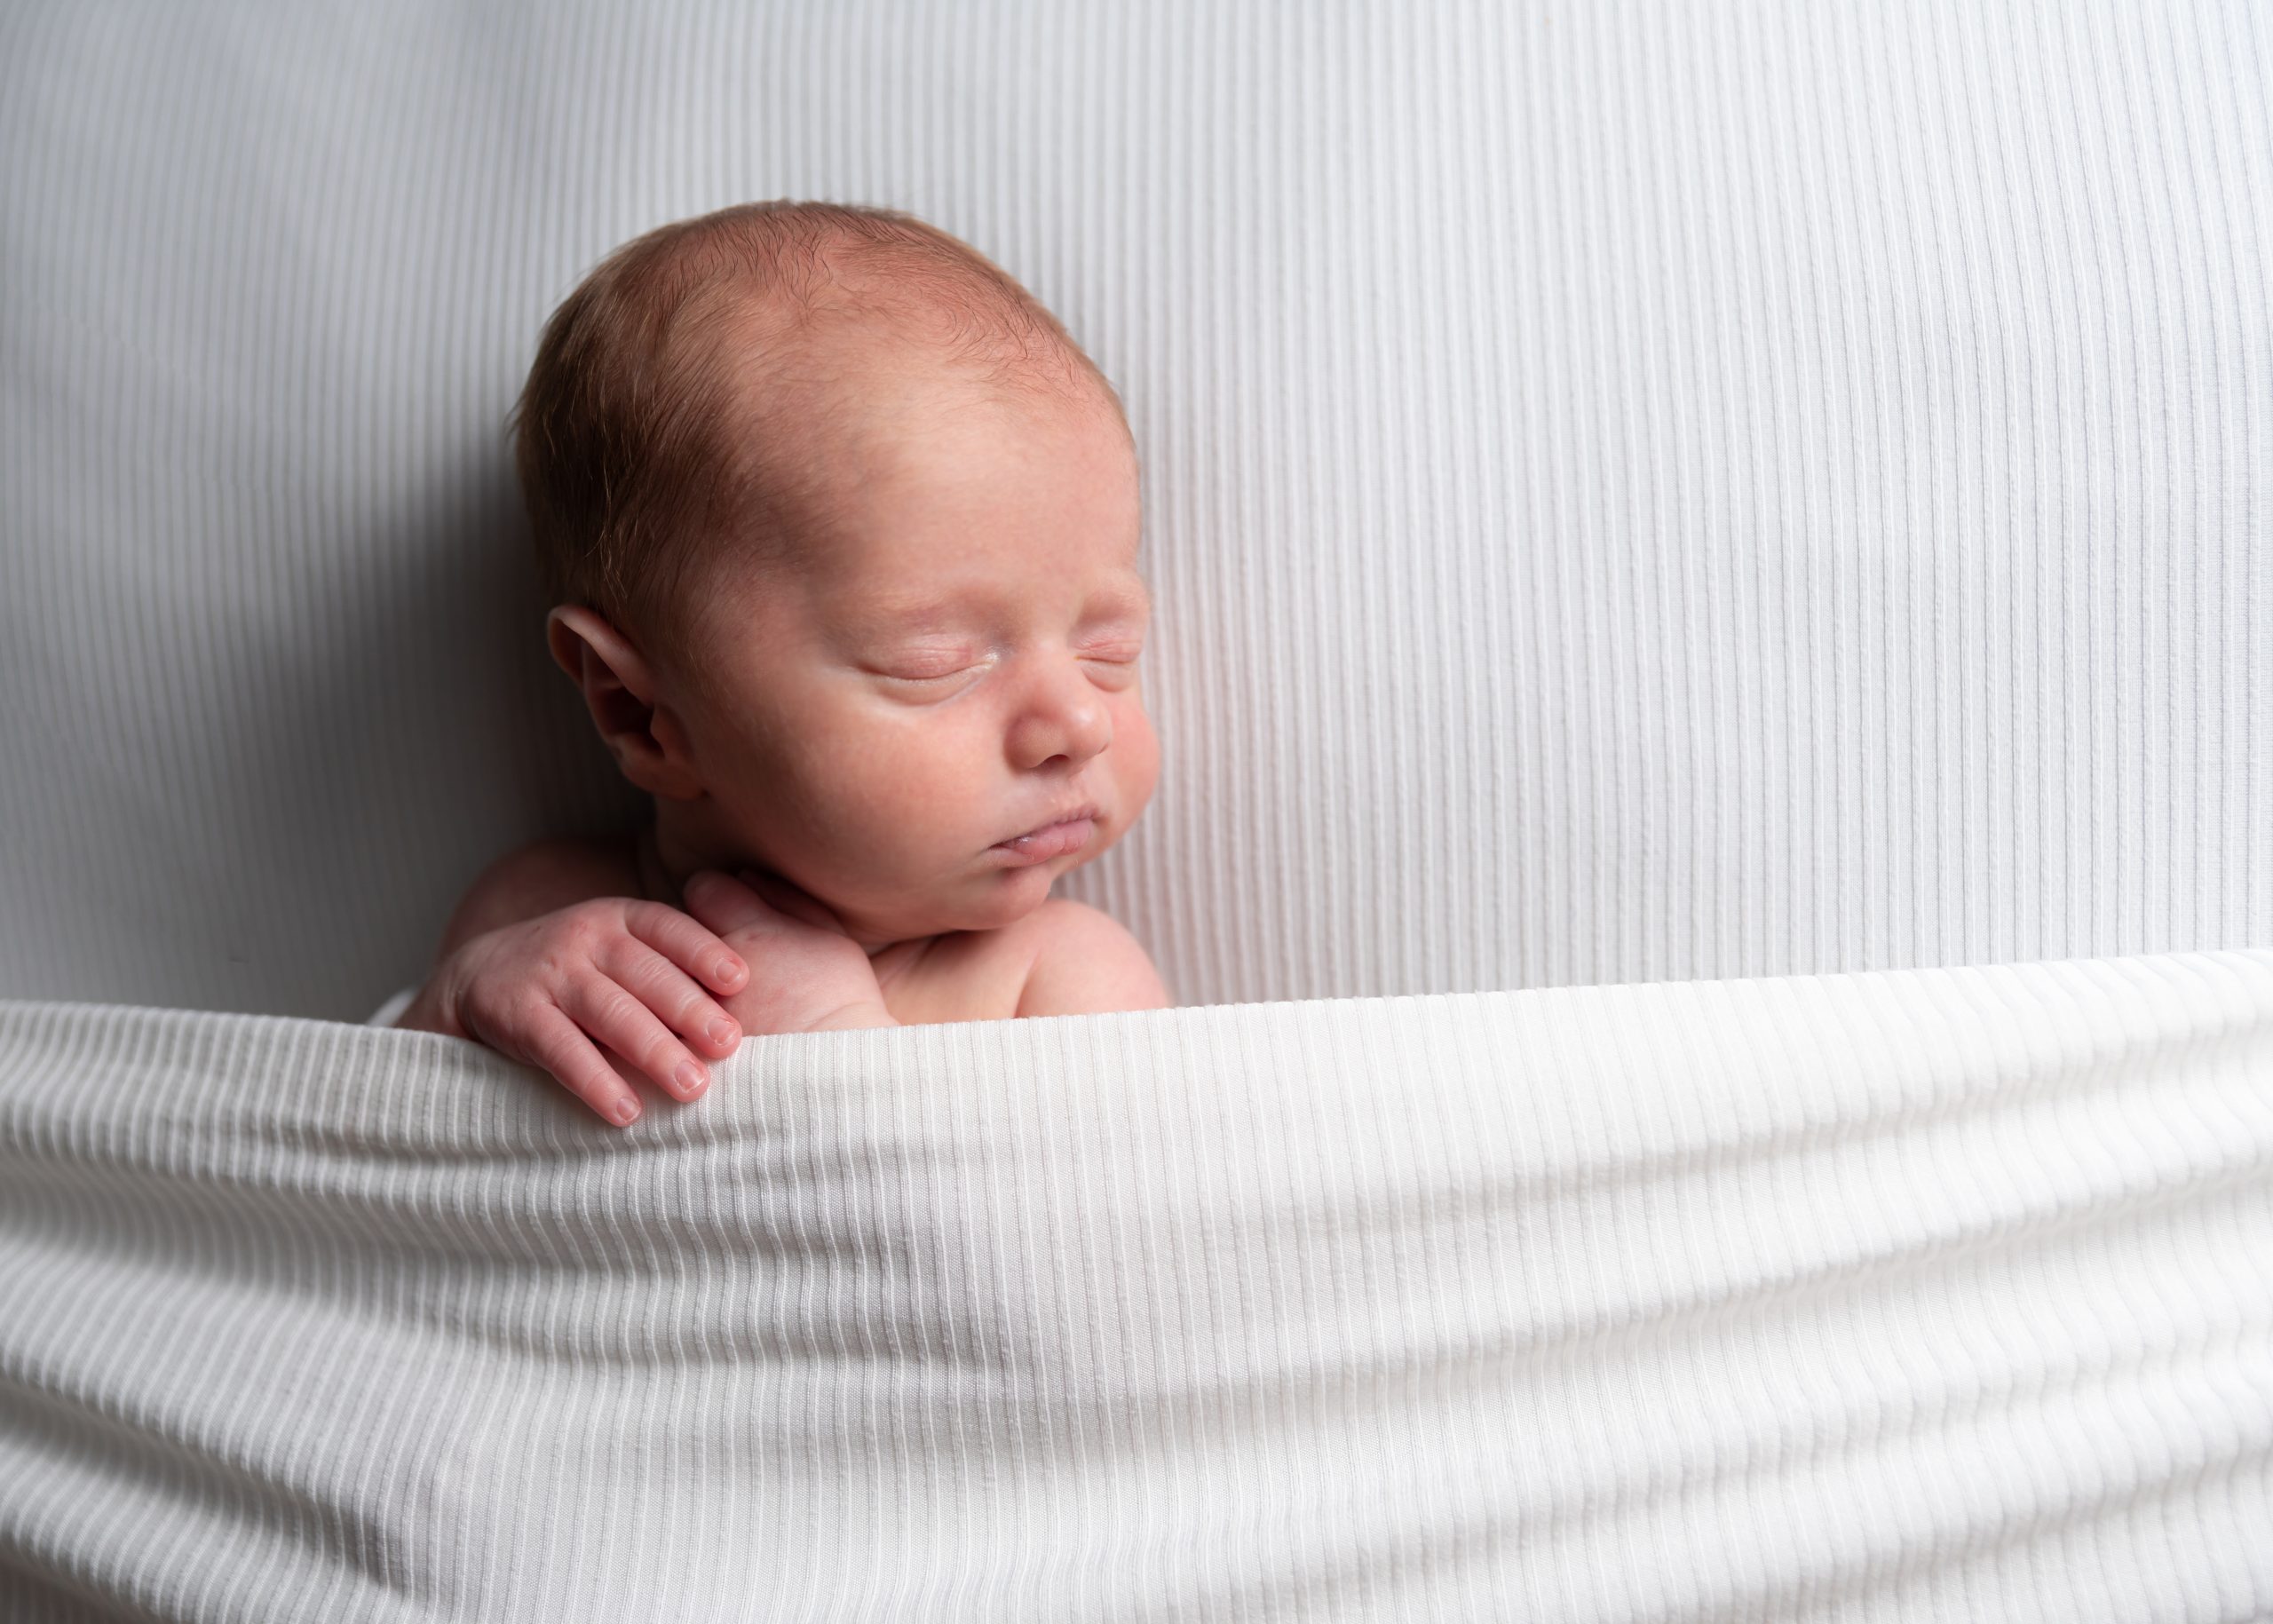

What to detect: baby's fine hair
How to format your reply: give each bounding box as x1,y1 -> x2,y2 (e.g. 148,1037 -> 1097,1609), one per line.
508,199 -> 1124,648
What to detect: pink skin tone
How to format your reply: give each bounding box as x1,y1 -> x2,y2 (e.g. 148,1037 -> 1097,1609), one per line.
589,379 -> 1159,946
514,375 -> 1167,1111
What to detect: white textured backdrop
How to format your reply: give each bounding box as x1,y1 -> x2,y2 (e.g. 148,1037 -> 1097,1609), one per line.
2,0 -> 2268,1018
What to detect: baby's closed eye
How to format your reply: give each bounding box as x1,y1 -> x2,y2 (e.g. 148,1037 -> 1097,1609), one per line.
873,643 -> 1142,689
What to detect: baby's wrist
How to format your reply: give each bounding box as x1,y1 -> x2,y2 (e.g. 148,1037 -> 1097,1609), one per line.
396,964 -> 469,1039
392,979 -> 442,1034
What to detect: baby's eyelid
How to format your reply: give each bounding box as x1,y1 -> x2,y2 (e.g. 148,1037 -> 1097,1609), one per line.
875,641 -> 1140,684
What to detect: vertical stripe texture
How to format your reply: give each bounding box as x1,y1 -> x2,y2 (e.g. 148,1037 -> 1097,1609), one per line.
2,947 -> 2270,1619
2,0 -> 2268,1017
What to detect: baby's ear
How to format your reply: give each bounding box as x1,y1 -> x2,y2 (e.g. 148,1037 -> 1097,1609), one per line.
544,606 -> 697,797
546,605 -> 648,693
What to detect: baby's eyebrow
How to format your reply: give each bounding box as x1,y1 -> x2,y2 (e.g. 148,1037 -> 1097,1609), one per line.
831,589 -> 975,632
854,580 -> 1152,628
1086,574 -> 1155,618
859,600 -> 963,627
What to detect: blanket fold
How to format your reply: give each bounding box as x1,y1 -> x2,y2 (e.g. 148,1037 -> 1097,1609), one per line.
4,950 -> 2271,1621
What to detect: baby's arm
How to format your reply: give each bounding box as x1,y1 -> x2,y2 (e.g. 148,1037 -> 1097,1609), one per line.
394,838 -> 748,1126
1012,899 -> 1174,1018
421,836 -> 635,966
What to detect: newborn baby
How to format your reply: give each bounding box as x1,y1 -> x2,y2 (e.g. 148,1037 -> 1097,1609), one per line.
392,199 -> 1168,1126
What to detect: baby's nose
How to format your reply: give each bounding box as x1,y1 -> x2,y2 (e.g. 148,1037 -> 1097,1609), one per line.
1013,680 -> 1111,766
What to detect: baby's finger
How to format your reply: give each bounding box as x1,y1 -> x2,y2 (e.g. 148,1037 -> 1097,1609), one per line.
623,899 -> 747,994
679,868 -> 796,939
558,970 -> 713,1103
515,1000 -> 645,1127
598,931 -> 741,1058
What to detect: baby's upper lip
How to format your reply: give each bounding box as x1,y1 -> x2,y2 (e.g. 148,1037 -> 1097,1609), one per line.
1000,801 -> 1101,844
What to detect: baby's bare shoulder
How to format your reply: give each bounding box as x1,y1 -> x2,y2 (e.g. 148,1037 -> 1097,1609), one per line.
878,899 -> 1143,1027
432,834 -> 641,962
880,912 -> 1049,1026
1012,899 -> 1172,1018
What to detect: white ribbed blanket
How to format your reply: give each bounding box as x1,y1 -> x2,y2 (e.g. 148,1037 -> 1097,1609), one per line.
4,950 -> 2270,1621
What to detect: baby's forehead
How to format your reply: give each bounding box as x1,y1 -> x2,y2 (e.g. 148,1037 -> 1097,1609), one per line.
713,287 -> 1107,438
693,308 -> 1133,582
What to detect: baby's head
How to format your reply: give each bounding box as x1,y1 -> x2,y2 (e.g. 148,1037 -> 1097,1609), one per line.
510,200 -> 1158,949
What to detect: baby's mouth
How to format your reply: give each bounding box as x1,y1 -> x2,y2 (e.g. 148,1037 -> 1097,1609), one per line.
989,806 -> 1100,863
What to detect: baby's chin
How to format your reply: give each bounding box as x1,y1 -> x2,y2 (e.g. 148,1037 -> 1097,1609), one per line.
858,856 -> 1067,940
940,863 -> 1060,931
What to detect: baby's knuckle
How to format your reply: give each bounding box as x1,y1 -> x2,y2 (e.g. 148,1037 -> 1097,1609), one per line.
572,906 -> 623,944
614,946 -> 668,989
538,931 -> 605,978
531,947 -> 576,984
645,973 -> 695,1023
619,899 -> 659,935
628,964 -> 687,1017
577,973 -> 631,1023
500,986 -> 554,1027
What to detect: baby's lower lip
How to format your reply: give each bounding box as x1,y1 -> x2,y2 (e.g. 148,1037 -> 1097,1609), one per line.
989,816 -> 1097,864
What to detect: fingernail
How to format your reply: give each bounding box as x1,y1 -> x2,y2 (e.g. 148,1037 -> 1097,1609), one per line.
676,1060 -> 708,1096
717,959 -> 746,986
614,1096 -> 640,1124
707,1018 -> 738,1046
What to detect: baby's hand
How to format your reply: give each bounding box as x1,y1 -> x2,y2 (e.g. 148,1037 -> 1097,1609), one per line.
423,899 -> 749,1127
678,868 -> 898,1035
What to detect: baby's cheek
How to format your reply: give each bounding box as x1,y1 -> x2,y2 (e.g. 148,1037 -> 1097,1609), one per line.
1113,705 -> 1161,812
